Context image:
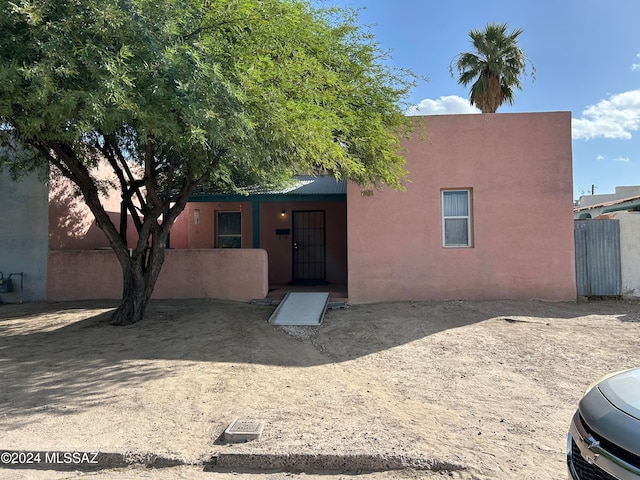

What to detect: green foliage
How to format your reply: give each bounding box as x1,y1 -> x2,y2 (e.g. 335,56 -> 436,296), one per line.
0,0 -> 415,323
0,0 -> 414,194
450,23 -> 534,113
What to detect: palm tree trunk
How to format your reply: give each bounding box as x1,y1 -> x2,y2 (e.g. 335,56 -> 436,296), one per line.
477,72 -> 504,113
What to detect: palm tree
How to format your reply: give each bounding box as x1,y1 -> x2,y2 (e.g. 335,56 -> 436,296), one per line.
450,23 -> 534,113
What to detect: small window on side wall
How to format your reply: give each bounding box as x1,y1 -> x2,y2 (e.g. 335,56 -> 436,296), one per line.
442,190 -> 472,247
216,211 -> 242,248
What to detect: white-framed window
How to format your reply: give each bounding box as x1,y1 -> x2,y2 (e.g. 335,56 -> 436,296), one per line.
442,189 -> 472,247
216,211 -> 242,248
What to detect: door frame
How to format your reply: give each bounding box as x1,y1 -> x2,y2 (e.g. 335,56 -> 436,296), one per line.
291,209 -> 327,284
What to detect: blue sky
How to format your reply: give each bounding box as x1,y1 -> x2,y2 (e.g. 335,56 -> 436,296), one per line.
329,0 -> 640,200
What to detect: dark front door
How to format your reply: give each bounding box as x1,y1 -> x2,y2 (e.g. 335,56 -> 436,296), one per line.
292,210 -> 326,284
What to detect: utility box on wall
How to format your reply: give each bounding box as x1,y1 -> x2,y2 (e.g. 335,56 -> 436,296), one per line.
0,275 -> 13,293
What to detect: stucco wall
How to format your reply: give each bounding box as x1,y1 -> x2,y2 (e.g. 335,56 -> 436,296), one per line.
0,169 -> 48,301
47,249 -> 268,302
175,199 -> 348,285
611,211 -> 640,298
347,112 -> 576,303
49,171 -> 139,250
177,202 -> 254,249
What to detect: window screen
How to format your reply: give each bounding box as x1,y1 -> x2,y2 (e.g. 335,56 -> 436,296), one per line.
216,211 -> 242,248
442,190 -> 471,247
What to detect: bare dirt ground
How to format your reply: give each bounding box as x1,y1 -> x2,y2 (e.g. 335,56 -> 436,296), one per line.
1,297 -> 640,480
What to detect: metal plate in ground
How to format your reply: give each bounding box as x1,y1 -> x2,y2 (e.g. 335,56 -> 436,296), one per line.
268,292 -> 330,326
224,418 -> 265,443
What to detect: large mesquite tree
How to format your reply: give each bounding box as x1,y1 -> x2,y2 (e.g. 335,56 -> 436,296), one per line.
0,0 -> 415,325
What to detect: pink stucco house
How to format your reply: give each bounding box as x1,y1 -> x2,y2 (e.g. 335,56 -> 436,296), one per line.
47,112 -> 576,302
347,112 -> 575,302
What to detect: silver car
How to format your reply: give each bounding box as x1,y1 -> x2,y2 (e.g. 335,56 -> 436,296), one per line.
568,368 -> 640,479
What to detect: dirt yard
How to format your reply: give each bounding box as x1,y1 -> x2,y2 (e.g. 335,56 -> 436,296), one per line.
1,297 -> 639,480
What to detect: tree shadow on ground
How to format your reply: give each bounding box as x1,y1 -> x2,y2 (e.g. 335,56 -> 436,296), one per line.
1,298 -> 638,422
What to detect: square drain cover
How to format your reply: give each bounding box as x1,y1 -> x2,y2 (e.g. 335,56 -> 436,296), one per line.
224,418 -> 265,443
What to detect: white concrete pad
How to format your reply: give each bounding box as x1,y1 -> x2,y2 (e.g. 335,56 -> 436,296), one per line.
268,292 -> 330,326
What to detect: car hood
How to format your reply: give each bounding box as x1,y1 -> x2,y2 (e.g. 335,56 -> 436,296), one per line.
579,368 -> 640,458
599,368 -> 640,422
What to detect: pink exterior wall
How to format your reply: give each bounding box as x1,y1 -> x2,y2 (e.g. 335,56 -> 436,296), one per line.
169,208 -> 189,249
48,164 -> 139,250
177,202 -> 254,249
347,112 -> 576,303
172,200 -> 348,285
47,249 -> 268,302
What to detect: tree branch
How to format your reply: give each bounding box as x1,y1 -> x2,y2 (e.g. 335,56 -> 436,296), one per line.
161,146 -> 227,235
143,138 -> 164,214
45,141 -> 130,261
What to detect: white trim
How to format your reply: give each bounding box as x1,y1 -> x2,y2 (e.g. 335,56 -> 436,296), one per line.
442,190 -> 472,248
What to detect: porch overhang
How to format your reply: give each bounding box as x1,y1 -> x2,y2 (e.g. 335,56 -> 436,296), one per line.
184,176 -> 347,250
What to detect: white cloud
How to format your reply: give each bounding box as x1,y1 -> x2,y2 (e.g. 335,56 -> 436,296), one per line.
595,154 -> 631,163
632,53 -> 640,71
572,89 -> 640,140
406,95 -> 481,116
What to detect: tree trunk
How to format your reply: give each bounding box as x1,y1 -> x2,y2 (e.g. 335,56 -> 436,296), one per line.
109,239 -> 166,326
480,73 -> 503,113
41,140 -> 207,326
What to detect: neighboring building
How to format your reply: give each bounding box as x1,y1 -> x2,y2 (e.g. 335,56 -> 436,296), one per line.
0,169 -> 49,302
46,111 -> 577,303
611,211 -> 640,298
574,186 -> 640,219
573,187 -> 640,299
